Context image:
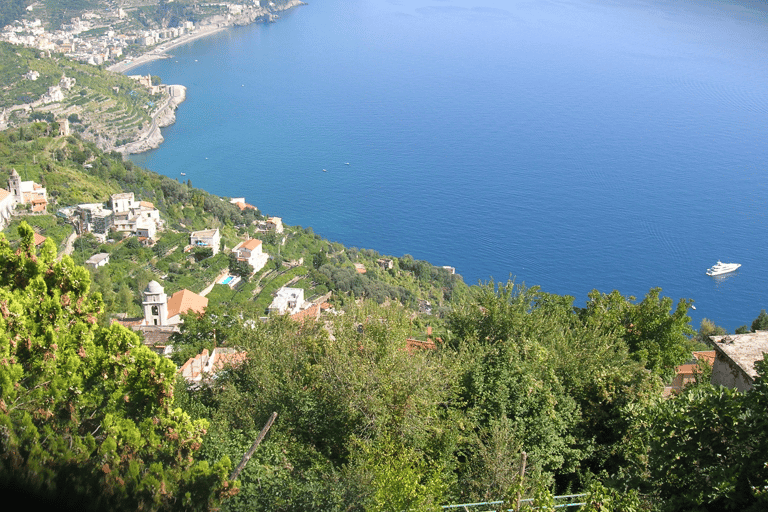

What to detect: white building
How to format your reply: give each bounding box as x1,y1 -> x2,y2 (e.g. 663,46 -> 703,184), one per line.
109,193 -> 162,239
85,252 -> 110,269
268,287 -> 305,315
190,228 -> 221,255
0,188 -> 16,228
232,238 -> 268,272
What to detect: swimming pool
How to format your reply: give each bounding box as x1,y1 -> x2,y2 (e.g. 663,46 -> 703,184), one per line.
220,276 -> 234,285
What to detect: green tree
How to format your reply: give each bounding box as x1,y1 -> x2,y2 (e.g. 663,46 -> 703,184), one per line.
640,359 -> 768,511
751,309 -> 768,332
0,223 -> 233,510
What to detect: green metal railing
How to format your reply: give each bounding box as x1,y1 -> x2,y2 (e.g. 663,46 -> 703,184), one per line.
442,493 -> 587,511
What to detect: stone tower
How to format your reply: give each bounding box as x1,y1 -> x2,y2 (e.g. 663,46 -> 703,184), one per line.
143,280 -> 169,326
8,169 -> 22,205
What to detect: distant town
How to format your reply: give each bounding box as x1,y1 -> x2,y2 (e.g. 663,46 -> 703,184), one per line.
1,0 -> 300,69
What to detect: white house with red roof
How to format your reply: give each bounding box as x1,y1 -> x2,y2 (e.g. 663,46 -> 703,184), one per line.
232,238 -> 269,272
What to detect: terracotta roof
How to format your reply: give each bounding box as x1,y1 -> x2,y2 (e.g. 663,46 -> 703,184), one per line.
33,232 -> 47,246
290,302 -> 321,323
693,350 -> 716,366
167,289 -> 208,319
140,200 -> 154,208
404,338 -> 437,352
233,201 -> 257,211
242,239 -> 261,250
113,317 -> 143,328
0,189 -> 9,201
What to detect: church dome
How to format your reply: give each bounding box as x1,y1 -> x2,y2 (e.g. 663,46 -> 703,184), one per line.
144,280 -> 164,294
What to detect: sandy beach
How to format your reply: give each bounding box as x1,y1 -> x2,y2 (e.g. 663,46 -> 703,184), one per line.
107,24 -> 229,74
107,1 -> 306,75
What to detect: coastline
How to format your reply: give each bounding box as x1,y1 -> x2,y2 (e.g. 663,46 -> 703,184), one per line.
107,1 -> 307,74
107,0 -> 306,154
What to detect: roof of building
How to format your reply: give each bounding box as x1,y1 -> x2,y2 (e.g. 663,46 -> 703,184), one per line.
85,252 -> 109,264
237,239 -> 262,251
232,201 -> 257,211
33,232 -> 47,247
133,325 -> 178,346
179,347 -> 246,383
0,189 -> 10,202
710,332 -> 768,381
167,288 -> 208,319
693,350 -> 716,366
290,302 -> 321,323
191,228 -> 219,239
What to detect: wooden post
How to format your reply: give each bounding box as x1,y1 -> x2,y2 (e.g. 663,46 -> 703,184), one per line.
229,411 -> 278,481
516,451 -> 527,512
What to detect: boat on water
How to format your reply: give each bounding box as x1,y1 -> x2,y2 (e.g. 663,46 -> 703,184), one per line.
180,172 -> 186,176
706,261 -> 741,276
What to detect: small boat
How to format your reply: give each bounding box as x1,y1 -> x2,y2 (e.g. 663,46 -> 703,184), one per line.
322,169 -> 327,172
345,162 -> 350,165
706,261 -> 741,276
180,172 -> 186,176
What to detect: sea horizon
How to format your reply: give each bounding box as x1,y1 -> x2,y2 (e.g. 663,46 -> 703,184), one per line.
129,0 -> 768,331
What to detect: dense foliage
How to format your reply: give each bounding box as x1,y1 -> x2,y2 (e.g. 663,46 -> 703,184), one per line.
0,223 -> 233,510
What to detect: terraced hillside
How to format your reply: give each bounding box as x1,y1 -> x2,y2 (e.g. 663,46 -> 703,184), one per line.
0,42 -> 162,150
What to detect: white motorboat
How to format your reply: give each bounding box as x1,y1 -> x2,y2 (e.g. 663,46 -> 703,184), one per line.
706,261 -> 741,276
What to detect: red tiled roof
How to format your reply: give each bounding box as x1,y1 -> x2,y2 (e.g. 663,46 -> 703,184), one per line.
240,239 -> 261,250
693,351 -> 716,366
404,338 -> 437,352
233,201 -> 257,211
167,289 -> 208,319
290,303 -> 321,323
33,232 -> 46,246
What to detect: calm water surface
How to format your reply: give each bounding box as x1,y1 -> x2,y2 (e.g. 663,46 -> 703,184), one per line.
129,0 -> 768,330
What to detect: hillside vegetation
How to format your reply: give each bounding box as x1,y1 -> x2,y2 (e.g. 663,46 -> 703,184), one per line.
0,42 -> 160,150
1,99 -> 768,510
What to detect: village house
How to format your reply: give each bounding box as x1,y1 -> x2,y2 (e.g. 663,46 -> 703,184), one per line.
232,238 -> 269,272
664,351 -> 716,396
257,216 -> 283,234
109,192 -> 162,239
75,203 -> 113,237
179,347 -> 246,384
710,331 -> 768,391
85,252 -> 110,269
268,286 -> 305,315
190,228 -> 221,255
229,197 -> 257,211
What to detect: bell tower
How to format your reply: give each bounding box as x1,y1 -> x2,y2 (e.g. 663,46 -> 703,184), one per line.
143,280 -> 168,326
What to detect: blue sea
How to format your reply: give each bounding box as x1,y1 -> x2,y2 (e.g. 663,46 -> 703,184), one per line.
129,0 -> 768,331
